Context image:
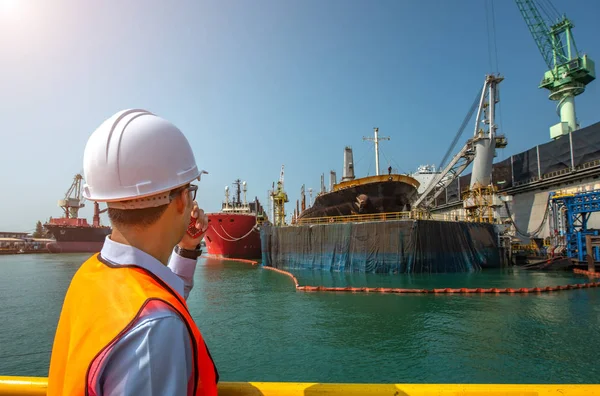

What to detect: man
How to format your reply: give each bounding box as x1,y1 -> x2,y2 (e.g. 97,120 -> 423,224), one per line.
47,109 -> 219,395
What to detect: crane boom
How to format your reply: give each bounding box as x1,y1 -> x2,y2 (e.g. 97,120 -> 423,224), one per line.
58,174 -> 85,219
413,74 -> 506,210
412,139 -> 476,209
515,0 -> 564,76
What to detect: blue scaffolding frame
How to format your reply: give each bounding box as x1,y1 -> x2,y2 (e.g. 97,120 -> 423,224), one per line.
550,190 -> 600,262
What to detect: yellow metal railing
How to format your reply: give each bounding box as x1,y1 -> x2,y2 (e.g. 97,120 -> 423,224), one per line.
295,211 -> 469,225
296,211 -> 411,225
1,377 -> 600,396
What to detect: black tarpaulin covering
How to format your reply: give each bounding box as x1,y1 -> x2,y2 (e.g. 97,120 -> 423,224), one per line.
492,157 -> 512,189
410,221 -> 499,272
538,137 -> 570,176
512,147 -> 539,183
260,220 -> 500,274
459,175 -> 470,196
436,189 -> 447,206
572,121 -> 600,168
446,178 -> 459,203
436,121 -> 600,200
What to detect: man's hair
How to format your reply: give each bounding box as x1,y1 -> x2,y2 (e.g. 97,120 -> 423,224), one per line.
108,205 -> 169,228
107,184 -> 190,228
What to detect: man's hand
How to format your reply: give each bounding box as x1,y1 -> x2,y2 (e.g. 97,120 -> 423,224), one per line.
178,201 -> 209,250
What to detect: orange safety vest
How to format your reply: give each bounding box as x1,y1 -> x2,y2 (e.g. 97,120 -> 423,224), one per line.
47,253 -> 219,396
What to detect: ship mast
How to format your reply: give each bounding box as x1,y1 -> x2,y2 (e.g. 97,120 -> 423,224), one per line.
223,179 -> 252,213
233,179 -> 242,206
242,181 -> 247,206
363,127 -> 390,176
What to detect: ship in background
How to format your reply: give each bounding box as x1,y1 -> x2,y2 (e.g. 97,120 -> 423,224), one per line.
204,179 -> 266,259
44,174 -> 111,253
262,75 -> 507,274
295,134 -> 421,222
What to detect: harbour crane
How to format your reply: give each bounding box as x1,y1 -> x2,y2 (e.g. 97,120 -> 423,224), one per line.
58,174 -> 85,219
57,174 -> 108,226
413,74 -> 507,216
515,0 -> 595,139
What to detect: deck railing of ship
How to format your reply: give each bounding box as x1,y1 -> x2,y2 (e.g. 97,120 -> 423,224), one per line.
295,212 -> 469,225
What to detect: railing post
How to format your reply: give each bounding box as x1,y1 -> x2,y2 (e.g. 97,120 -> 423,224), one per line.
569,130 -> 575,171
510,155 -> 514,186
536,145 -> 541,180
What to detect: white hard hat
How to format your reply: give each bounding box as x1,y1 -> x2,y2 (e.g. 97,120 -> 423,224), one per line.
82,109 -> 206,209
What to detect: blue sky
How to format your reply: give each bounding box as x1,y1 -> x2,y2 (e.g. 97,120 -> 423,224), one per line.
1,0 -> 599,231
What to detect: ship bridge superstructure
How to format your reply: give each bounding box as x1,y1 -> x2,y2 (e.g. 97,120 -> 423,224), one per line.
222,179 -> 266,220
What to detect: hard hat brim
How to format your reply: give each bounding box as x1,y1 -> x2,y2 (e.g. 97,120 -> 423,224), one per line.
82,168 -> 208,204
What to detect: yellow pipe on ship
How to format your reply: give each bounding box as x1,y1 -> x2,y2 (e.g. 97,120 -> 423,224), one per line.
2,377 -> 600,396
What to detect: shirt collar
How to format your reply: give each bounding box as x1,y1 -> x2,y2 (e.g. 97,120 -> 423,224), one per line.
99,235 -> 184,297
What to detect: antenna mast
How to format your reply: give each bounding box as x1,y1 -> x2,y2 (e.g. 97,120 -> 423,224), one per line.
363,127 -> 390,176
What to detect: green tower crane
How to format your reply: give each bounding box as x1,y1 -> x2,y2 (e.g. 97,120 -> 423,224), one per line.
515,0 -> 595,139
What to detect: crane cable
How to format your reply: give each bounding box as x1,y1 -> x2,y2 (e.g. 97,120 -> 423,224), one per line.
535,0 -> 560,22
438,87 -> 482,170
379,147 -> 408,175
485,0 -> 500,74
439,0 -> 501,173
503,197 -> 551,238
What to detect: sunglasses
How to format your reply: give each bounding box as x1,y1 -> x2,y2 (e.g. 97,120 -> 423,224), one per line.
188,184 -> 198,201
169,184 -> 198,202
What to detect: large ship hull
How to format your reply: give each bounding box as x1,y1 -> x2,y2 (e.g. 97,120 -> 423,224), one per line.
46,241 -> 107,253
44,223 -> 111,253
299,175 -> 420,219
204,213 -> 261,259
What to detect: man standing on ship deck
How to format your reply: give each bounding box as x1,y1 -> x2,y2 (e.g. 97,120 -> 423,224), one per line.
47,109 -> 219,395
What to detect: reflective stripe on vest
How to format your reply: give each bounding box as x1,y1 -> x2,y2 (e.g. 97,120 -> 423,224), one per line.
47,253 -> 218,396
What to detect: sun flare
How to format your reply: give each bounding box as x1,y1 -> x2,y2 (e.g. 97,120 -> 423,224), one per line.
0,0 -> 21,17
0,0 -> 31,24
1,0 -> 18,10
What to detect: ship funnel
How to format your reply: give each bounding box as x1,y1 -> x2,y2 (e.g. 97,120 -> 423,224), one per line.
342,146 -> 355,182
330,171 -> 337,191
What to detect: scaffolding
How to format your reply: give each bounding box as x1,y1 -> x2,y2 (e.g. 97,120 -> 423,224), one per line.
550,189 -> 600,261
462,185 -> 503,223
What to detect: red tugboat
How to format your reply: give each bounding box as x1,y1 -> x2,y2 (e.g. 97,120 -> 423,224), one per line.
44,174 -> 111,253
204,179 -> 267,259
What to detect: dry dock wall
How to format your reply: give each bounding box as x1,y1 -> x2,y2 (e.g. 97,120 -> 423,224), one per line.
260,220 -> 501,273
